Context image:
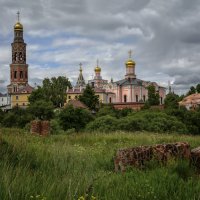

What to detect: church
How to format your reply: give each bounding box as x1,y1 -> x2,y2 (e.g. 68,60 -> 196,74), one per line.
4,13 -> 166,109
66,51 -> 166,107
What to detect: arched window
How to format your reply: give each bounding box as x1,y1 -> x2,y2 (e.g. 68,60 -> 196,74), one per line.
20,71 -> 23,79
136,95 -> 138,102
143,95 -> 146,102
109,97 -> 112,103
14,71 -> 17,79
124,95 -> 127,103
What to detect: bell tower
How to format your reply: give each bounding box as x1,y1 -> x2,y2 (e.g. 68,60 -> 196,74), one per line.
7,12 -> 28,93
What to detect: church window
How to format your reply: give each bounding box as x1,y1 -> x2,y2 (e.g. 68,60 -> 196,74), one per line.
136,95 -> 138,102
14,71 -> 17,79
19,52 -> 23,61
143,95 -> 146,102
20,71 -> 23,78
124,95 -> 127,103
109,97 -> 112,103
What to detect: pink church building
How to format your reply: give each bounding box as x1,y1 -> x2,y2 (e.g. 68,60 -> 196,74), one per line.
66,52 -> 166,106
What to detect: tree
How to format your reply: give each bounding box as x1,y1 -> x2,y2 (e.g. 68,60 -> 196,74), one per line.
28,76 -> 71,107
79,84 -> 99,111
28,100 -> 54,120
164,93 -> 180,109
59,105 -> 93,131
146,85 -> 160,106
196,84 -> 200,93
187,86 -> 196,96
28,86 -> 46,104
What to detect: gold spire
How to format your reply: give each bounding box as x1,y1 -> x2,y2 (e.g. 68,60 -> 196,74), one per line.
14,11 -> 23,31
125,49 -> 135,67
95,59 -> 101,72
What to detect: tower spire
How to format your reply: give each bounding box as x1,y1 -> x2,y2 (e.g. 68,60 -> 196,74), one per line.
79,63 -> 82,73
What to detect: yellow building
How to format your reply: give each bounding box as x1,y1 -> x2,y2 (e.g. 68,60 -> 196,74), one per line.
11,85 -> 33,108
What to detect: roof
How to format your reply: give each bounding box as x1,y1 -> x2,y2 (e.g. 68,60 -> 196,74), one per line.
115,78 -> 143,86
13,85 -> 34,94
0,93 -> 7,97
66,100 -> 88,109
67,88 -> 83,94
179,93 -> 200,106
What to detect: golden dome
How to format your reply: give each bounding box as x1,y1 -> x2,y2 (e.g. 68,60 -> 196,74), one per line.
95,66 -> 101,72
125,59 -> 136,67
14,22 -> 23,31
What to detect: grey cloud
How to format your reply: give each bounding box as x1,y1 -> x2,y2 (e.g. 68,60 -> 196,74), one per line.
1,0 -> 200,94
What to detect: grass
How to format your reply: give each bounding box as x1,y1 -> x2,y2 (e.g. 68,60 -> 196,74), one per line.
1,128 -> 200,200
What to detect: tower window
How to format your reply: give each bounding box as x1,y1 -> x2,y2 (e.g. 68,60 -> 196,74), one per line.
20,71 -> 23,78
14,71 -> 17,79
136,95 -> 138,102
124,95 -> 127,103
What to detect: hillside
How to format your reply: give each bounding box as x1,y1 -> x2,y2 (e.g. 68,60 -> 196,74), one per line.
1,129 -> 200,200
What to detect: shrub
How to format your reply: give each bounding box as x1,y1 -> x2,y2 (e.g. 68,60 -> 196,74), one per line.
86,115 -> 118,132
117,117 -> 147,131
59,105 -> 93,131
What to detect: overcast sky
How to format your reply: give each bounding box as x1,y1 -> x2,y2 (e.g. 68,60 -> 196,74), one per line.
0,0 -> 200,94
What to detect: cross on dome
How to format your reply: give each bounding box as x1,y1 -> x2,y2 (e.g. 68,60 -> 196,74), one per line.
17,11 -> 20,22
128,50 -> 132,59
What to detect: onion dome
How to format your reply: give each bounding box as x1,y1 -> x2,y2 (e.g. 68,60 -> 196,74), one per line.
125,50 -> 136,67
125,59 -> 136,67
14,22 -> 23,31
95,59 -> 101,72
95,66 -> 101,72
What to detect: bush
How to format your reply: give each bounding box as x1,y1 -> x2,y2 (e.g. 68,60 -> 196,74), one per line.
86,115 -> 118,132
117,117 -> 147,131
59,105 -> 93,131
116,111 -> 188,133
50,119 -> 62,134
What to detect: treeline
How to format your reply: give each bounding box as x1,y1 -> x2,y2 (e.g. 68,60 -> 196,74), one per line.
1,103 -> 200,135
0,77 -> 200,135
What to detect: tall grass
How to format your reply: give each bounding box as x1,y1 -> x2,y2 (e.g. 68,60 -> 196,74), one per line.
1,129 -> 200,200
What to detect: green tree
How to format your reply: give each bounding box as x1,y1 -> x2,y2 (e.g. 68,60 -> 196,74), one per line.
28,86 -> 46,104
79,84 -> 99,111
146,85 -> 160,106
59,105 -> 93,131
28,100 -> 54,120
29,76 -> 71,107
187,86 -> 196,96
164,93 -> 180,109
196,84 -> 200,93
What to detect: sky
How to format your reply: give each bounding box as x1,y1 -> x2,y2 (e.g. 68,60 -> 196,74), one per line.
0,0 -> 200,94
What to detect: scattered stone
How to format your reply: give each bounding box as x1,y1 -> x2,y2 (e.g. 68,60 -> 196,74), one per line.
114,142 -> 190,172
30,120 -> 50,136
190,147 -> 200,170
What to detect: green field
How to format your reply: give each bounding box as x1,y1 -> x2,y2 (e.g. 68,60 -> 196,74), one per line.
1,129 -> 200,200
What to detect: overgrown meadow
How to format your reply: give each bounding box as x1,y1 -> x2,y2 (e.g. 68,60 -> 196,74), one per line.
1,128 -> 200,200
